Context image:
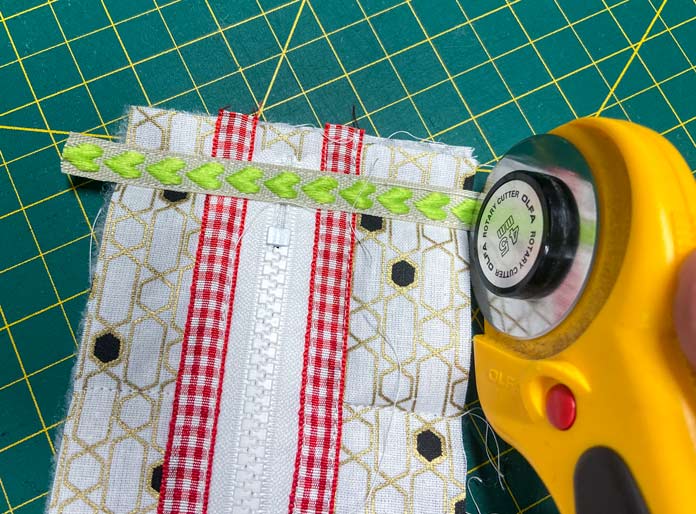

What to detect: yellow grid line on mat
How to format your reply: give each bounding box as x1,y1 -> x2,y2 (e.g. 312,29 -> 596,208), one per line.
0,353 -> 75,393
202,0 -> 262,113
0,0 -> 638,170
0,3 -> 692,223
1,290 -> 90,333
0,1 -> 695,512
0,233 -> 92,276
258,0 -> 307,118
599,0 -> 696,150
0,184 -> 99,222
153,0 -> 210,113
596,0 -> 668,115
0,12 -> 95,237
47,2 -> 112,139
628,0 -> 696,150
0,145 -> 79,346
99,0 -> 152,104
0,421 -> 65,456
455,0 -> 536,135
305,0 -> 380,134
255,0 -> 324,125
552,0 -> 630,120
0,0 -> 57,22
0,306 -> 54,453
0,125 -> 115,138
3,493 -> 48,514
354,0 -> 434,139
0,478 -> 13,514
0,0 -> 494,120
0,0 -> 187,74
0,2 -> 690,354
506,0 -> 579,118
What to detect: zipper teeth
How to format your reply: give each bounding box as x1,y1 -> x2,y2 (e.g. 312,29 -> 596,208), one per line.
231,231 -> 289,512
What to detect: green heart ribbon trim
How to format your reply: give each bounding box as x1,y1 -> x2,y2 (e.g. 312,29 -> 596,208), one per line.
450,198 -> 480,225
147,158 -> 186,185
377,187 -> 412,214
61,133 -> 481,230
414,192 -> 451,221
301,176 -> 339,204
339,180 -> 376,209
104,151 -> 144,179
187,163 -> 225,189
265,171 -> 301,199
63,143 -> 103,172
227,166 -> 264,194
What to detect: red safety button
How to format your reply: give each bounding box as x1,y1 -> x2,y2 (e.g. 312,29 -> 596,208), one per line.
546,384 -> 576,430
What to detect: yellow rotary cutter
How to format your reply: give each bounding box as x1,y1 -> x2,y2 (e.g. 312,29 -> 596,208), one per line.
470,118 -> 696,514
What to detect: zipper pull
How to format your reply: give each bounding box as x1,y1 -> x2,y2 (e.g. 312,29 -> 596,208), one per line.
267,204 -> 290,247
267,226 -> 291,247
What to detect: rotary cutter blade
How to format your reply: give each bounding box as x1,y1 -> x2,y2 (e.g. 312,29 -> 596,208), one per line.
470,118 -> 696,514
470,135 -> 599,340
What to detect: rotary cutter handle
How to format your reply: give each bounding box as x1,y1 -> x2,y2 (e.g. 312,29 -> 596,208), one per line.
470,118 -> 696,514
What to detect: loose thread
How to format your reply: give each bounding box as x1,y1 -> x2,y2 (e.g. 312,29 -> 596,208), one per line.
346,156 -> 380,268
466,476 -> 500,514
229,204 -> 273,257
462,408 -> 505,490
349,311 -> 403,514
347,215 -> 374,269
386,129 -> 440,145
88,203 -> 106,281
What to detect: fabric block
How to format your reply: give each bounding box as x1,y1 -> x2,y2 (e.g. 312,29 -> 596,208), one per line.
50,106 -> 477,514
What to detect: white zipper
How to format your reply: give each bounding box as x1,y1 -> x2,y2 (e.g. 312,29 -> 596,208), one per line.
230,204 -> 290,513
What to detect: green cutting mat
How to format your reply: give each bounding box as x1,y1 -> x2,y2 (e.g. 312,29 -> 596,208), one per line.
0,0 -> 695,512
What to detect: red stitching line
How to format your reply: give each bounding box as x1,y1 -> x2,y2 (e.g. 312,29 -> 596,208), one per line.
211,108 -> 225,157
246,117 -> 259,161
354,132 -> 364,175
203,113 -> 257,512
328,211 -> 357,514
320,122 -> 330,171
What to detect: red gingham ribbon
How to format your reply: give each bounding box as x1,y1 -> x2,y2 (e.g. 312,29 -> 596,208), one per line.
288,123 -> 364,514
158,110 -> 258,514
